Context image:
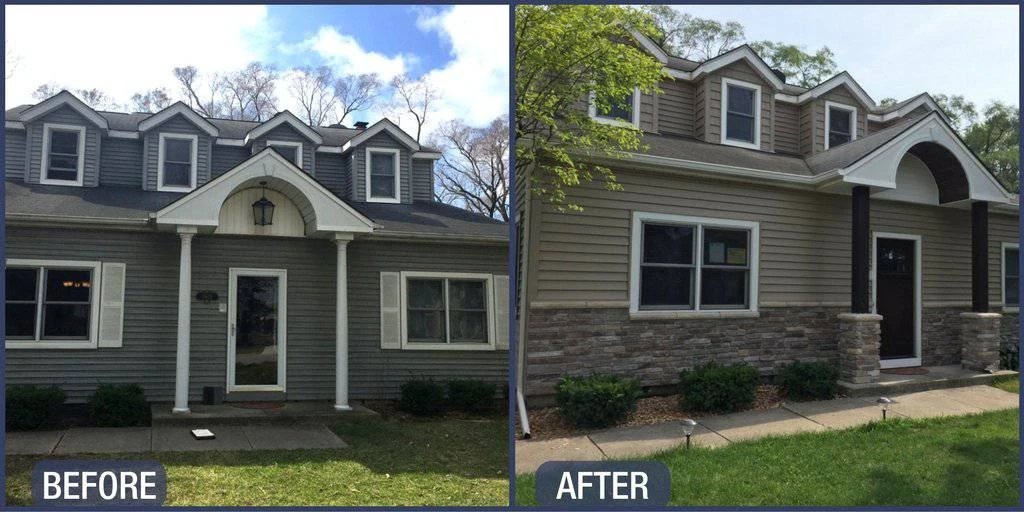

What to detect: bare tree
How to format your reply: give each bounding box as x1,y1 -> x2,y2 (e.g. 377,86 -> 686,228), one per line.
289,66 -> 338,126
335,73 -> 382,125
6,42 -> 19,79
173,66 -> 222,117
221,62 -> 279,121
389,74 -> 438,143
33,83 -> 122,110
130,88 -> 173,113
430,116 -> 509,221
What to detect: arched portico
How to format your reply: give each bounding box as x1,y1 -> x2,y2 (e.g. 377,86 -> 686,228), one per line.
153,149 -> 376,413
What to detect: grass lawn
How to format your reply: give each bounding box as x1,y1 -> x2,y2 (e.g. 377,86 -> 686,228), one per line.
991,375 -> 1020,394
7,417 -> 508,507
517,409 -> 1019,506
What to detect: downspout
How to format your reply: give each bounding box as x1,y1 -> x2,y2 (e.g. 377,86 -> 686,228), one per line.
515,181 -> 532,439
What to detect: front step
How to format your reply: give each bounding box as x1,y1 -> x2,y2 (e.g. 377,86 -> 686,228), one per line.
839,365 -> 1017,397
151,401 -> 380,427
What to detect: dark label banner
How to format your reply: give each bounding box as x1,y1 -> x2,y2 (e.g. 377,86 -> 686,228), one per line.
535,460 -> 671,507
32,459 -> 167,507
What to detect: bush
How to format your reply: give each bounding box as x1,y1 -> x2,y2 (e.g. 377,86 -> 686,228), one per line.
399,379 -> 446,416
87,384 -> 150,427
679,362 -> 758,413
447,379 -> 498,413
555,374 -> 643,428
775,361 -> 839,401
6,385 -> 66,431
1000,344 -> 1019,371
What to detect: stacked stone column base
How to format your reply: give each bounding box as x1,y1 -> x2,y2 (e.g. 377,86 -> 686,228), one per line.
960,312 -> 1001,372
838,313 -> 882,384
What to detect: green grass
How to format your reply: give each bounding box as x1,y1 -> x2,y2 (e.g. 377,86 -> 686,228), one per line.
7,417 -> 508,507
517,409 -> 1019,506
991,375 -> 1020,394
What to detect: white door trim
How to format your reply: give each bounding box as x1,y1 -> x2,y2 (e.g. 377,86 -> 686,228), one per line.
227,267 -> 288,392
871,232 -> 922,368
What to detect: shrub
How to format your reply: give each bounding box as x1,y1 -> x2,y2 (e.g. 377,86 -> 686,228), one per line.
447,379 -> 498,413
399,379 -> 446,416
87,384 -> 150,427
6,385 -> 66,431
679,362 -> 759,413
775,361 -> 839,401
555,374 -> 643,428
1000,344 -> 1019,371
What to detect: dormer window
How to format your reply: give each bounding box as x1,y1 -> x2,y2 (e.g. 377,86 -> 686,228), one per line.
589,87 -> 640,127
721,78 -> 761,150
157,133 -> 198,192
40,123 -> 85,186
825,101 -> 857,149
267,140 -> 303,168
366,148 -> 400,203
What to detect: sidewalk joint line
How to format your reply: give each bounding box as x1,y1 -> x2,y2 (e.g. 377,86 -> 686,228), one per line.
781,403 -> 831,430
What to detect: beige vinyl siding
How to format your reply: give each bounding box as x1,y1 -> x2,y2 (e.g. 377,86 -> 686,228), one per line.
991,212 -> 1019,306
657,79 -> 695,137
693,77 -> 707,140
639,90 -> 657,132
799,102 -> 814,155
703,61 -> 774,151
775,102 -> 801,154
528,167 -> 1019,307
812,86 -> 869,154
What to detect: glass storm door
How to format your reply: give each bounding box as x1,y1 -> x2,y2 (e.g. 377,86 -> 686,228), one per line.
228,268 -> 287,391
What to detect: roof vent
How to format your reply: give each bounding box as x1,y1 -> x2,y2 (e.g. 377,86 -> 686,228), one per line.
771,68 -> 787,84
354,121 -> 368,130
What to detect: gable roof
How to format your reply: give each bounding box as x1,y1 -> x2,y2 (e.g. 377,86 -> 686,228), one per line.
244,110 -> 324,145
19,90 -> 109,129
777,71 -> 875,107
138,102 -> 219,136
341,118 -> 420,152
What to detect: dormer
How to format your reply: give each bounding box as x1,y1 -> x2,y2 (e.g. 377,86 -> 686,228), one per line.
341,118 -> 424,204
777,72 -> 874,156
138,102 -> 219,192
18,91 -> 108,187
244,111 -> 323,176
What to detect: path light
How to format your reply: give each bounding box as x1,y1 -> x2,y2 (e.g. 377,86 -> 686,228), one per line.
682,418 -> 697,449
876,397 -> 893,420
252,181 -> 275,226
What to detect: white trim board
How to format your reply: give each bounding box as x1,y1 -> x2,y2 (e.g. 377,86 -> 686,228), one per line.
342,118 -> 419,152
871,232 -> 923,369
138,102 -> 219,137
244,110 -> 323,145
226,267 -> 288,392
19,91 -> 109,129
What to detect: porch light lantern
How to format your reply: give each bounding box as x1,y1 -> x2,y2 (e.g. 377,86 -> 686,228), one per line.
876,397 -> 893,420
252,181 -> 275,226
681,418 -> 697,449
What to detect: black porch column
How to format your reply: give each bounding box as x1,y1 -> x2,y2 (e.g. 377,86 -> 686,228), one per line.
971,201 -> 989,312
851,186 -> 871,313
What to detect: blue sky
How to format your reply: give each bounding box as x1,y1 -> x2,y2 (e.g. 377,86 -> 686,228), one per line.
5,5 -> 508,136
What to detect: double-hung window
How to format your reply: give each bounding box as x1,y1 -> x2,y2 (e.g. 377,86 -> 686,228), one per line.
5,260 -> 101,348
41,123 -> 86,186
158,133 -> 198,191
267,140 -> 302,168
1003,243 -> 1019,311
825,101 -> 857,149
590,87 -> 639,127
631,212 -> 759,315
403,273 -> 492,348
721,78 -> 761,149
366,148 -> 400,202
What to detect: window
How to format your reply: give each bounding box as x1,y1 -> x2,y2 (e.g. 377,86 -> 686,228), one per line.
630,212 -> 759,315
41,123 -> 86,186
825,101 -> 857,149
589,88 -> 640,126
1003,243 -> 1019,310
402,273 -> 493,349
720,78 -> 761,149
267,140 -> 302,168
365,148 -> 400,202
158,133 -> 198,191
5,260 -> 101,348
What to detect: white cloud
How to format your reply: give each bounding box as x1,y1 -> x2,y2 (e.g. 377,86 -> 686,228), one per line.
305,26 -> 410,80
4,5 -> 270,108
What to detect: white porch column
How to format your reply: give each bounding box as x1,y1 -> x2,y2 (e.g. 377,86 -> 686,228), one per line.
173,227 -> 197,414
334,233 -> 354,411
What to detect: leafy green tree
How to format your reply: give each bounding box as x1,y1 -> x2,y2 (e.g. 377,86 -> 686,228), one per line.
515,5 -> 666,210
963,102 -> 1019,191
747,41 -> 837,88
932,93 -> 979,132
641,5 -> 745,61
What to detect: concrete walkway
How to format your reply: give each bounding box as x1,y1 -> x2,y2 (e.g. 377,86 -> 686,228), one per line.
7,423 -> 347,456
515,384 -> 1018,474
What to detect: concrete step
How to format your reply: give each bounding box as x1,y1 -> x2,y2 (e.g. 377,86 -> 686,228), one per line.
839,366 -> 1017,397
151,401 -> 380,427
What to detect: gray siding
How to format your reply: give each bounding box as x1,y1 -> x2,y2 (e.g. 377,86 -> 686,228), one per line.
249,124 -> 316,176
638,90 -> 656,132
99,137 -> 144,188
210,145 -> 252,178
411,158 -> 434,202
25,105 -> 102,186
142,114 -> 213,191
350,132 -> 412,203
657,79 -> 695,137
316,151 -> 348,198
5,128 -> 27,180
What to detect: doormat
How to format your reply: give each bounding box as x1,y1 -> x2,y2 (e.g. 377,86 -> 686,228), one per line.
230,402 -> 284,410
881,367 -> 929,375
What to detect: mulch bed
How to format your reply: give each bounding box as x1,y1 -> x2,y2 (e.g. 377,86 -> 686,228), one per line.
520,384 -> 781,440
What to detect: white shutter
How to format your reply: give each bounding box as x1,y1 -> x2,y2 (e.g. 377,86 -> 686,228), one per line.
493,275 -> 510,350
98,262 -> 126,348
380,272 -> 402,349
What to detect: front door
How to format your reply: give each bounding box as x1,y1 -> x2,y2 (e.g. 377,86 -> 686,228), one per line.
874,236 -> 920,368
227,268 -> 287,392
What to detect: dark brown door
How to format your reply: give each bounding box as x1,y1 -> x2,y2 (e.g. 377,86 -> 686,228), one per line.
876,238 -> 916,360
